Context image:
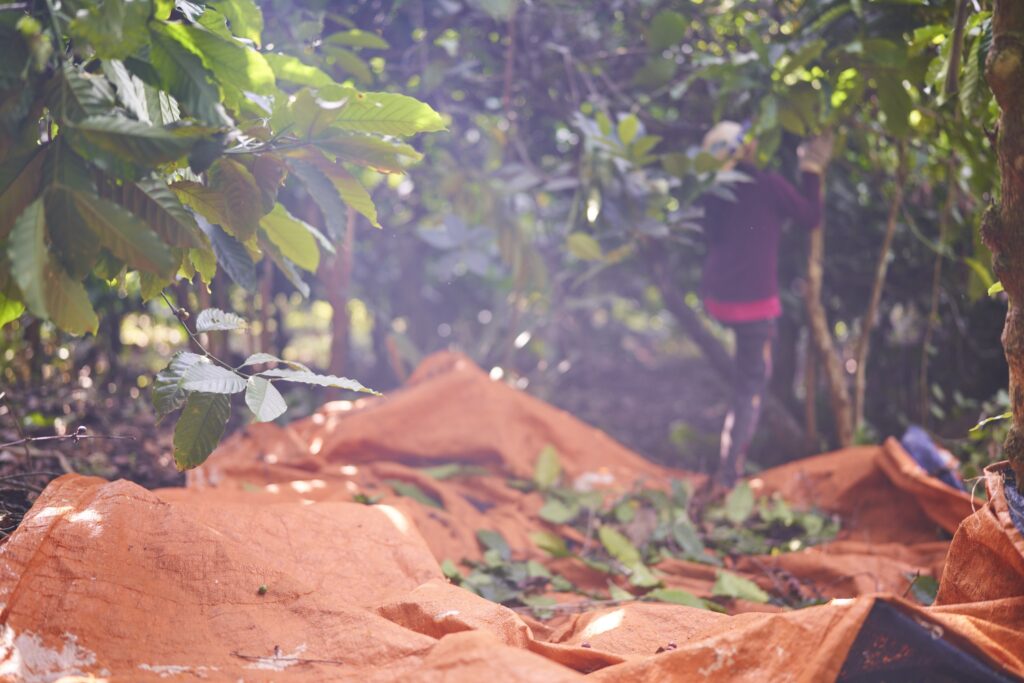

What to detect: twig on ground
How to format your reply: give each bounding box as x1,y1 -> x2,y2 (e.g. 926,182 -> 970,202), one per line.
230,651 -> 345,666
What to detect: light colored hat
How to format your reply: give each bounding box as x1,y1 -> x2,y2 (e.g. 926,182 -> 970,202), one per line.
702,121 -> 745,169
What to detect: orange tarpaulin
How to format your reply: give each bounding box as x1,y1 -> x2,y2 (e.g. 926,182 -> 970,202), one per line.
0,353 -> 1021,681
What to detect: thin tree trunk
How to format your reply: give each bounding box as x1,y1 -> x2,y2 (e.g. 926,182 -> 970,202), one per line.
804,178 -> 854,447
804,341 -> 818,451
920,159 -> 956,425
259,256 -> 274,355
853,148 -> 907,431
324,207 -> 356,376
982,0 -> 1024,488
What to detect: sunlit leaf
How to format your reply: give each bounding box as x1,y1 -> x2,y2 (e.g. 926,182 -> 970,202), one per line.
210,0 -> 264,46
195,307 -> 247,331
149,23 -> 230,127
258,367 -> 377,393
244,376 -> 287,422
332,89 -> 445,137
260,203 -> 320,272
181,362 -> 247,393
264,53 -> 334,88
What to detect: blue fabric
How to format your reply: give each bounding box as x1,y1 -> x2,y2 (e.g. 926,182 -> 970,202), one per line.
900,425 -> 966,492
1004,471 -> 1024,540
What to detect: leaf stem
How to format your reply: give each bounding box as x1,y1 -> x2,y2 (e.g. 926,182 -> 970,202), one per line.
160,290 -> 252,378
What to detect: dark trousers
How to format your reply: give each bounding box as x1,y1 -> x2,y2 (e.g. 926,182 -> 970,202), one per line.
716,319 -> 776,487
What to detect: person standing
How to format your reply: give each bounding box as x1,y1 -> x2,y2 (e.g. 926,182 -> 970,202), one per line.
699,121 -> 832,488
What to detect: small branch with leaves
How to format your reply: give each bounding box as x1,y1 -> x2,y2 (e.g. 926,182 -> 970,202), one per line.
155,292 -> 378,472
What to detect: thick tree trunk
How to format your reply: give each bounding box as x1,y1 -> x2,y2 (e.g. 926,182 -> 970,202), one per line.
983,0 -> 1024,488
853,149 -> 906,431
804,182 -> 854,447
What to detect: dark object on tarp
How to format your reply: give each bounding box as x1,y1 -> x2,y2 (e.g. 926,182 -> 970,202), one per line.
901,425 -> 966,491
838,601 -> 1018,682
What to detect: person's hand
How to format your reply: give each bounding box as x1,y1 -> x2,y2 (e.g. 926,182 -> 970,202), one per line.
797,132 -> 834,174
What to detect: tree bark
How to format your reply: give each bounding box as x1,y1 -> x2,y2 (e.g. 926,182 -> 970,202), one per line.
324,207 -> 356,376
982,0 -> 1024,488
853,147 -> 906,431
804,179 -> 854,447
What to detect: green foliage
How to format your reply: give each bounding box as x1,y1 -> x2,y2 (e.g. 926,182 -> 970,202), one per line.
153,307 -> 375,469
0,0 -> 441,338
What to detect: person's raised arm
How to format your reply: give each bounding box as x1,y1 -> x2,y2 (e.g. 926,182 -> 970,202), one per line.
768,133 -> 833,230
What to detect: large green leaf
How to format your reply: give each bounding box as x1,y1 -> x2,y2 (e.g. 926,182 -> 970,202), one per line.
159,21 -> 274,95
65,116 -> 208,173
173,391 -> 230,470
46,63 -> 115,123
207,159 -> 263,240
152,351 -> 205,419
101,178 -> 205,249
172,180 -> 230,226
244,376 -> 287,422
291,151 -> 379,228
68,188 -> 177,277
202,219 -> 257,291
0,145 -> 45,240
70,0 -> 150,59
209,0 -> 263,45
259,235 -> 309,297
264,53 -> 334,88
286,157 -> 348,241
332,89 -> 445,137
44,187 -> 101,279
102,60 -> 150,122
260,204 -> 320,272
319,133 -> 422,174
40,262 -> 99,335
149,23 -> 230,127
8,199 -> 48,318
181,362 -> 247,393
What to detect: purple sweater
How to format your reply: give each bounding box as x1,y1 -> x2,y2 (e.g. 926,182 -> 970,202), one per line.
700,164 -> 822,314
